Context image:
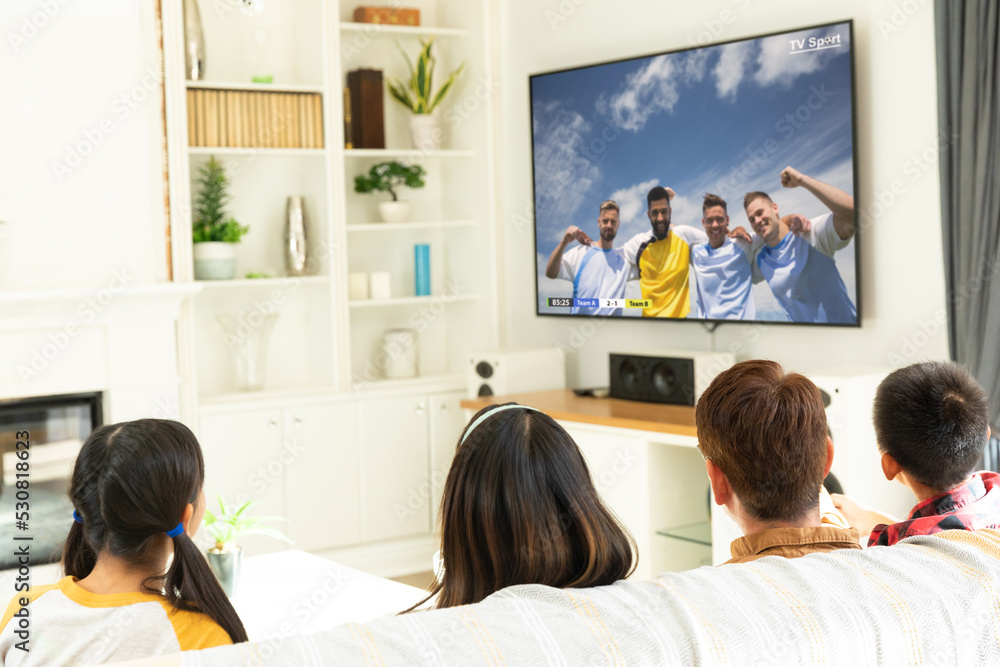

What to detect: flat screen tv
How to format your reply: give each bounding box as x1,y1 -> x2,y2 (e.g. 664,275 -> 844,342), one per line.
530,20 -> 859,326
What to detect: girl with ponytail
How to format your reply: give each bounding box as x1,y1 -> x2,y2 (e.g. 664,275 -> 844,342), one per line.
0,419 -> 247,664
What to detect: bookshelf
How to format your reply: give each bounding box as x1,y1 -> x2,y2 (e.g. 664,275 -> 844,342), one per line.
163,0 -> 500,572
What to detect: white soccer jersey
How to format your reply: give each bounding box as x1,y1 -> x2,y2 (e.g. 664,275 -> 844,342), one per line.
691,237 -> 757,320
556,244 -> 636,316
752,213 -> 856,324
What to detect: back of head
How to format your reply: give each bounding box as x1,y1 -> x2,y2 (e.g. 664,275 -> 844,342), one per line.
429,403 -> 636,609
63,418 -> 247,643
695,360 -> 828,523
874,361 -> 990,492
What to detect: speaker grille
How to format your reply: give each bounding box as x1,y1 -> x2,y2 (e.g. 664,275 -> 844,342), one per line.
609,354 -> 695,405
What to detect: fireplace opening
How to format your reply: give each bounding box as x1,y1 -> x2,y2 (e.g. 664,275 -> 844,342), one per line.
0,392 -> 103,569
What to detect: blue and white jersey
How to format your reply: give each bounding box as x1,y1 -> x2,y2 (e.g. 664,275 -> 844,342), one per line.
691,237 -> 757,320
556,245 -> 636,316
752,213 -> 856,324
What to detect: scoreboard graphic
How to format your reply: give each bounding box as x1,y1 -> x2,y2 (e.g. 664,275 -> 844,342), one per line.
545,298 -> 651,309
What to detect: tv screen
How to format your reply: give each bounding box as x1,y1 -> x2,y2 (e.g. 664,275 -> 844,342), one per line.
530,20 -> 859,326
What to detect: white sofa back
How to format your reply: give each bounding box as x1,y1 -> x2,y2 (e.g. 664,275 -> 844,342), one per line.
131,529 -> 1000,666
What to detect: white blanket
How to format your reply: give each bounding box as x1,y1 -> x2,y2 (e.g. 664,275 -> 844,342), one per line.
137,529 -> 1000,666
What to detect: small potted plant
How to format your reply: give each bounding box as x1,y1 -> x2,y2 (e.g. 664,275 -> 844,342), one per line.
354,161 -> 426,223
386,38 -> 465,150
192,156 -> 248,280
202,495 -> 291,597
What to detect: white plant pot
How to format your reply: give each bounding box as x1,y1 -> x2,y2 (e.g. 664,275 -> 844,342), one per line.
409,114 -> 444,151
378,201 -> 411,223
193,242 -> 237,280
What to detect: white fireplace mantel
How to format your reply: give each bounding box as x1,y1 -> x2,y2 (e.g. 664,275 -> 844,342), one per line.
0,282 -> 201,423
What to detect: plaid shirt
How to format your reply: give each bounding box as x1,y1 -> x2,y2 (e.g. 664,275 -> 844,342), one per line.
868,471 -> 1000,547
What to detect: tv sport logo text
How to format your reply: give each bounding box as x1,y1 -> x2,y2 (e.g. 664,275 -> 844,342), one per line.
789,34 -> 843,54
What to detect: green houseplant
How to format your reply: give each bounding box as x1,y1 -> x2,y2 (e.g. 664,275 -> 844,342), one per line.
354,161 -> 426,223
203,495 -> 291,596
192,156 -> 248,280
385,38 -> 465,151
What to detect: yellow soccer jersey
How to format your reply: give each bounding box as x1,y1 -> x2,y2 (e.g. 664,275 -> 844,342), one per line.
622,225 -> 708,318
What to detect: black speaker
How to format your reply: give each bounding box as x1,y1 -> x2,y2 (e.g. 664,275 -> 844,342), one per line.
609,353 -> 696,405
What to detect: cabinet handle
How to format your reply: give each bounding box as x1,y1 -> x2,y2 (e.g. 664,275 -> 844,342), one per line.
416,401 -> 426,416
440,403 -> 448,412
269,418 -> 279,429
294,415 -> 303,425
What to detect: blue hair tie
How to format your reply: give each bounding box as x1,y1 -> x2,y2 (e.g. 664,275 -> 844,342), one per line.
165,523 -> 185,538
73,510 -> 83,524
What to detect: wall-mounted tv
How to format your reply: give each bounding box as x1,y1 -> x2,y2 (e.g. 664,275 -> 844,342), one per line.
530,20 -> 859,326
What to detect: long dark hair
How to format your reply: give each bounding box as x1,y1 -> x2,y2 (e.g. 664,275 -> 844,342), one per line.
62,419 -> 247,643
407,403 -> 636,611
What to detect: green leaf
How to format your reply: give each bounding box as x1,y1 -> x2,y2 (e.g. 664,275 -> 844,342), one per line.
429,63 -> 466,113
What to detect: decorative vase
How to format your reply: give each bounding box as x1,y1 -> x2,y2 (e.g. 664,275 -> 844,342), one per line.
207,546 -> 242,597
183,0 -> 206,81
284,195 -> 309,276
409,114 -> 443,151
215,311 -> 280,391
378,201 -> 411,223
381,329 -> 418,379
193,242 -> 237,280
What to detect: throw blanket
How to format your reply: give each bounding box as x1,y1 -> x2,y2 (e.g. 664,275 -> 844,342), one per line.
134,530 -> 1000,666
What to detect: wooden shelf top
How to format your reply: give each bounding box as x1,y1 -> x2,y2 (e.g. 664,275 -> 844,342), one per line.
460,389 -> 697,438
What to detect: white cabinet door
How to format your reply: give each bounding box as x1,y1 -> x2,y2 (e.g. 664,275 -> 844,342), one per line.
360,394 -> 431,542
428,391 -> 467,534
198,409 -> 287,557
284,401 -> 361,551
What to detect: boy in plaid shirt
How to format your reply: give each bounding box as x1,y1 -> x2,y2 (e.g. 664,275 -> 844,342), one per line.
833,361 -> 1000,546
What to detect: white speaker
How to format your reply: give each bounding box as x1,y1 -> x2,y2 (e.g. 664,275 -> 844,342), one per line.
466,348 -> 566,398
807,367 -> 915,520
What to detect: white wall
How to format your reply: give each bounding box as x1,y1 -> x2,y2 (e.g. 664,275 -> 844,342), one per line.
499,0 -> 949,386
0,0 -> 168,290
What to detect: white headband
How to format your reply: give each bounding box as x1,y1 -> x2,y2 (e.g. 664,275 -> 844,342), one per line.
460,404 -> 542,445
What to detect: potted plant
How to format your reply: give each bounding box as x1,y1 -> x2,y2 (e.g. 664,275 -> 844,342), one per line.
386,38 -> 465,151
202,495 -> 291,597
354,161 -> 426,223
192,156 -> 248,280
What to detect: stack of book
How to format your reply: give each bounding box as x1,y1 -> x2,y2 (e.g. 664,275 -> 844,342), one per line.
186,88 -> 325,149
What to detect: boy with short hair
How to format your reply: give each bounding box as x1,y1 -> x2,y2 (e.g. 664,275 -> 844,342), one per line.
833,361 -> 1000,546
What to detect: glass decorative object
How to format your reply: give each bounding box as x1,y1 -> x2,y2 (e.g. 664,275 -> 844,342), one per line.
215,312 -> 280,391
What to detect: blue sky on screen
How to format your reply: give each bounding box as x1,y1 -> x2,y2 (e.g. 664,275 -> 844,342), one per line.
532,23 -> 856,319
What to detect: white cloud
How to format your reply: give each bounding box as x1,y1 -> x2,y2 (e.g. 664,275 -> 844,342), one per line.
532,100 -> 600,235
714,42 -> 753,101
754,29 -> 844,88
598,55 -> 679,132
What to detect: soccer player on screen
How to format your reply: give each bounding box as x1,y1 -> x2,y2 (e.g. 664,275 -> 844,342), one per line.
691,193 -> 759,320
744,167 -> 857,324
620,186 -> 708,318
545,200 -> 637,316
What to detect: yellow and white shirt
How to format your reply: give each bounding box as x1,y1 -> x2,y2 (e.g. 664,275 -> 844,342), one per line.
0,576 -> 232,665
622,225 -> 708,318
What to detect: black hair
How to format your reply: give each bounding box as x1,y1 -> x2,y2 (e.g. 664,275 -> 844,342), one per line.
404,403 -> 636,611
873,362 -> 990,492
646,186 -> 671,209
63,419 -> 247,643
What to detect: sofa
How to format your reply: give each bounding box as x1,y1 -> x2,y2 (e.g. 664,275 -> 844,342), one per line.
128,529 -> 1000,666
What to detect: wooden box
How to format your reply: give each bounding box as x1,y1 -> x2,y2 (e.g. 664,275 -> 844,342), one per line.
346,69 -> 385,149
352,6 -> 420,26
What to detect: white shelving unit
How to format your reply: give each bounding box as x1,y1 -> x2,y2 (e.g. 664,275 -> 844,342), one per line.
161,0 -> 501,575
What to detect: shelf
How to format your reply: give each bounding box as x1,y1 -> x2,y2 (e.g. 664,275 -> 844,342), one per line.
344,149 -> 474,158
350,374 -> 465,393
656,522 -> 711,547
346,220 -> 477,232
188,147 -> 326,157
195,276 -> 331,290
349,294 -> 479,308
199,385 -> 342,410
339,22 -> 468,38
186,81 -> 325,94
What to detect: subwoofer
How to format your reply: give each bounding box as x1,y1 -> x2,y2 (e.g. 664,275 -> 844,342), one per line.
609,351 -> 734,405
466,348 -> 566,398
